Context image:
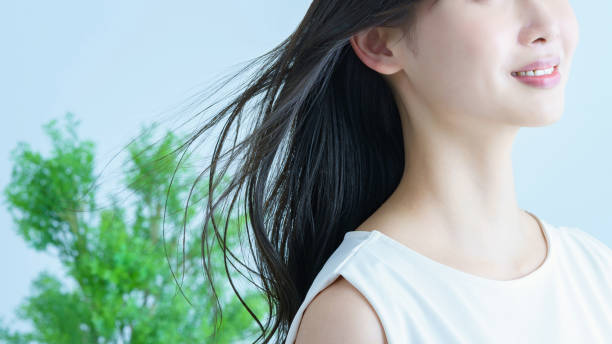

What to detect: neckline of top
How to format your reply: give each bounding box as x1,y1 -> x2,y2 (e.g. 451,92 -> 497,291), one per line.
344,210 -> 554,287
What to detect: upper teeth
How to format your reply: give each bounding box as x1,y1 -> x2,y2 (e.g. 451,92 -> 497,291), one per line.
512,66 -> 555,77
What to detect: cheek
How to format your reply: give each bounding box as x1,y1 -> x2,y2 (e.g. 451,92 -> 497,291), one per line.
561,5 -> 580,58
416,19 -> 502,114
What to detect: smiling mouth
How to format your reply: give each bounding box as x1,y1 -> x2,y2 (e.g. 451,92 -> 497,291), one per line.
511,65 -> 559,77
510,65 -> 561,88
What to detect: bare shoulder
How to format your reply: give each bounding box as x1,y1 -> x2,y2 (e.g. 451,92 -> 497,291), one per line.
294,275 -> 387,344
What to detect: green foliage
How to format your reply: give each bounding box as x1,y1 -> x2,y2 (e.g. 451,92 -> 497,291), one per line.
5,113 -> 95,255
1,113 -> 268,343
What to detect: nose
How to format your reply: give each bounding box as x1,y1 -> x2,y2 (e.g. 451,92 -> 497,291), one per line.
517,1 -> 561,46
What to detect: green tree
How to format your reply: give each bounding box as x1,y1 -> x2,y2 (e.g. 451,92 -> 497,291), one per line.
0,113 -> 267,343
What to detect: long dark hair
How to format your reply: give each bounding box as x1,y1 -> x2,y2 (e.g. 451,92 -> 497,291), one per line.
169,0 -> 434,342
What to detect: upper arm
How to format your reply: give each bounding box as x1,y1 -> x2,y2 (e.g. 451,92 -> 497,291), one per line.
293,276 -> 387,344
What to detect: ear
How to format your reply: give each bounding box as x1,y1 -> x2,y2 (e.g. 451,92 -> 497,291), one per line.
349,27 -> 405,75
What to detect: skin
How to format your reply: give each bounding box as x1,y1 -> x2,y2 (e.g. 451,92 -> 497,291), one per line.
349,0 -> 580,279
296,1 -> 581,342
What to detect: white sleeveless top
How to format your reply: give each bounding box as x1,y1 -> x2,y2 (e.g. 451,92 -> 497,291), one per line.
284,217 -> 612,343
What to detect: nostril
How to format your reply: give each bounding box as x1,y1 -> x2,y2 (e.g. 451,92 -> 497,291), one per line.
533,37 -> 547,44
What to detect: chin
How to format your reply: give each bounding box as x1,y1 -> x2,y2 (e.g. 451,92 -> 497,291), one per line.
523,115 -> 562,127
505,94 -> 566,127
520,106 -> 565,127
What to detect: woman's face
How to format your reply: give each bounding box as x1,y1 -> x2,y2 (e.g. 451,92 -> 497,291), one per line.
394,0 -> 580,129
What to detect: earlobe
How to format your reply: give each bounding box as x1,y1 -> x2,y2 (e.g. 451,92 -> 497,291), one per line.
349,29 -> 404,75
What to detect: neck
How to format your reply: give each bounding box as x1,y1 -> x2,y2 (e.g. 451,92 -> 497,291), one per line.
367,94 -> 540,266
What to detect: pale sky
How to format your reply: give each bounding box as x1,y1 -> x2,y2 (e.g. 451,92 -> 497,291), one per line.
1,0 -> 610,330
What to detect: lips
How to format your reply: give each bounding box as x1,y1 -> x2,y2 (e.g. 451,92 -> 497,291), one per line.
512,56 -> 561,73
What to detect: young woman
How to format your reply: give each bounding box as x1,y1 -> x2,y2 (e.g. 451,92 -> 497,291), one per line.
183,0 -> 611,342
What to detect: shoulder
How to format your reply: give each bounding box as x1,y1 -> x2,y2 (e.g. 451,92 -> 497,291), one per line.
294,275 -> 387,344
558,226 -> 612,268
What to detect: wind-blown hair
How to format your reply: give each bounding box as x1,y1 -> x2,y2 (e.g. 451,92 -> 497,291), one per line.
168,0 -> 435,342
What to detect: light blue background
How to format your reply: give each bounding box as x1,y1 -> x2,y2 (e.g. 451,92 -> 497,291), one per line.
1,0 -> 610,328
